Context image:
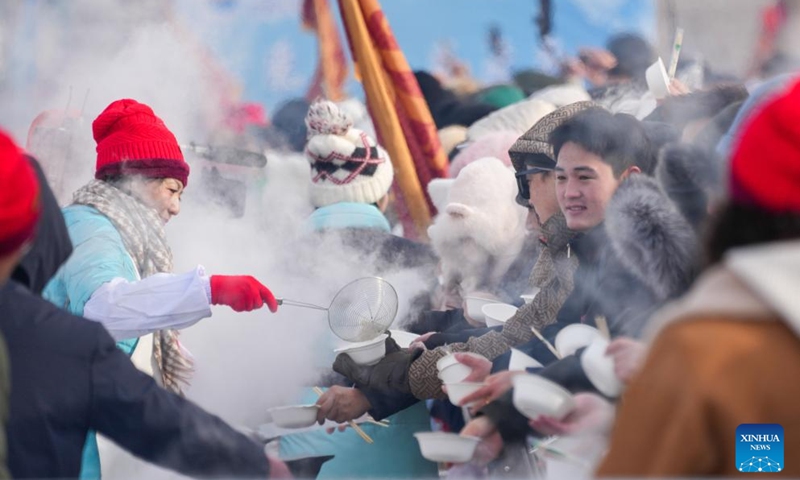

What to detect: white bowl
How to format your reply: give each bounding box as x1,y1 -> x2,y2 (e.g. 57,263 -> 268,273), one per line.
481,303 -> 518,328
512,374 -> 576,421
334,334 -> 388,366
438,363 -> 472,384
389,330 -> 419,349
444,382 -> 485,406
580,338 -> 623,398
436,353 -> 460,371
520,288 -> 541,304
268,405 -> 320,429
414,432 -> 481,463
555,324 -> 604,358
464,295 -> 497,324
646,57 -> 670,99
509,348 -> 543,371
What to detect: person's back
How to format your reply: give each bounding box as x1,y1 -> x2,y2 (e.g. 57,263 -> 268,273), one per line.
606,313 -> 800,476
2,279 -> 275,478
3,281 -> 125,477
599,248 -> 800,476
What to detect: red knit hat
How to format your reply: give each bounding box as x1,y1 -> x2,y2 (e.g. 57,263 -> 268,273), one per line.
0,129 -> 40,257
730,79 -> 800,212
93,99 -> 189,186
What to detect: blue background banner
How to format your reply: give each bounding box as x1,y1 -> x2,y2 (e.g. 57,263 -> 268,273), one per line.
175,0 -> 654,111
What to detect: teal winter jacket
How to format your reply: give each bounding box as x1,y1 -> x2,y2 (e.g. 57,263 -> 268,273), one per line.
43,205 -> 142,479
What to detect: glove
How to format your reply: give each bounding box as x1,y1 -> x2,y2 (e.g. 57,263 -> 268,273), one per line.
333,335 -> 421,395
209,275 -> 278,313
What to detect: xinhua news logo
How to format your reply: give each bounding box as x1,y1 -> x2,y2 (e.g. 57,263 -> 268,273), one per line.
737,424 -> 784,473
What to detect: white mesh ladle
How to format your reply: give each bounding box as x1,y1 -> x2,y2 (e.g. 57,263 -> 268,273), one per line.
277,277 -> 398,342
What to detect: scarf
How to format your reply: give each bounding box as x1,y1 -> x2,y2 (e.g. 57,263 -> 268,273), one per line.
72,180 -> 194,395
501,212 -> 578,343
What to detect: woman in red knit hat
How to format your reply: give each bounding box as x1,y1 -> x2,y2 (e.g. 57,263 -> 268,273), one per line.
42,99 -> 280,479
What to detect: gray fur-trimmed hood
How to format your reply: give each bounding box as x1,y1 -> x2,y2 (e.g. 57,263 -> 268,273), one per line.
655,142 -> 721,230
605,174 -> 699,302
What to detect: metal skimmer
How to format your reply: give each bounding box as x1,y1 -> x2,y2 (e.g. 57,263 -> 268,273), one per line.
278,277 -> 398,342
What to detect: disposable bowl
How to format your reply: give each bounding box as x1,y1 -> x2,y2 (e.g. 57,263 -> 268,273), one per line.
580,338 -> 624,398
509,348 -> 543,371
481,303 -> 518,328
555,324 -> 604,358
438,363 -> 472,384
333,334 -> 388,366
414,432 -> 481,463
444,382 -> 485,406
268,404 -> 320,429
520,287 -> 541,304
389,329 -> 419,349
464,295 -> 497,324
511,374 -> 575,420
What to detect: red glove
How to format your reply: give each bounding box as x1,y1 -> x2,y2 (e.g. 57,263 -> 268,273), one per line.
209,275 -> 279,313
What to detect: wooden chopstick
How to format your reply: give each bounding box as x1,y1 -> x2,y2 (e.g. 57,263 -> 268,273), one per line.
595,315 -> 611,340
531,327 -> 561,359
312,387 -> 374,444
364,418 -> 390,428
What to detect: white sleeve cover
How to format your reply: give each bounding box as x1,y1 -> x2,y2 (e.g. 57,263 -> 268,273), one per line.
83,266 -> 213,341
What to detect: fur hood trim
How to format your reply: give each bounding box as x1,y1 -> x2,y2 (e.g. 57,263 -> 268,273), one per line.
605,174 -> 699,302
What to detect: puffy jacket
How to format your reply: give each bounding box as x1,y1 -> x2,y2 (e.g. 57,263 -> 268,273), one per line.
43,203 -> 143,478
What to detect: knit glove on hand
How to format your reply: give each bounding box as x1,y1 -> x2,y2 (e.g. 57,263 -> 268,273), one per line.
333,335 -> 421,396
210,275 -> 279,312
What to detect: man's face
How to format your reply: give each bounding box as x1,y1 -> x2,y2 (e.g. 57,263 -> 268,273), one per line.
555,142 -> 623,232
526,171 -> 559,233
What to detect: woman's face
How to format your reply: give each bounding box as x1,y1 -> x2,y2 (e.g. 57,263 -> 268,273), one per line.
131,178 -> 184,224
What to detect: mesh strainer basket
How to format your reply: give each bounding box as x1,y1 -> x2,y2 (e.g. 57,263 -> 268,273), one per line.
278,277 -> 398,342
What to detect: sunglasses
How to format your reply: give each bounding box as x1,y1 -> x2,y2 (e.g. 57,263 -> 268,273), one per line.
515,167 -> 553,208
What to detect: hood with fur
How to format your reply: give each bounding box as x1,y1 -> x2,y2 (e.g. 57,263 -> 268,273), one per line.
726,241 -> 800,337
605,174 -> 699,302
12,157 -> 73,295
656,143 -> 721,230
428,157 -> 528,293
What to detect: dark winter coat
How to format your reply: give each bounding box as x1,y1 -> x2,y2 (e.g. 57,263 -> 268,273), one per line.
3,159 -> 270,479
414,71 -> 498,128
482,174 -> 698,442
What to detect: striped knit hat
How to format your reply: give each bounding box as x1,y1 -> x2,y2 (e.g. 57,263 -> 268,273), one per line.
304,100 -> 394,208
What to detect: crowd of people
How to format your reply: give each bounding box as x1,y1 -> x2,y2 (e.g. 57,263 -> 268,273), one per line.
1,21 -> 800,480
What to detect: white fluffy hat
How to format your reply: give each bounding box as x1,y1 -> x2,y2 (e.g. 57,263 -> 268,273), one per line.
304,100 -> 394,208
428,157 -> 527,257
428,157 -> 528,294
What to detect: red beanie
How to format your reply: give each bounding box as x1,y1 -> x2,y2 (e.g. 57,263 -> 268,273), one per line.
730,79 -> 800,212
93,99 -> 189,186
0,129 -> 40,257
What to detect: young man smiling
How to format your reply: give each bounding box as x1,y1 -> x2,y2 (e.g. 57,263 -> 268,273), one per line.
551,108 -> 644,233
545,107 -> 696,339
